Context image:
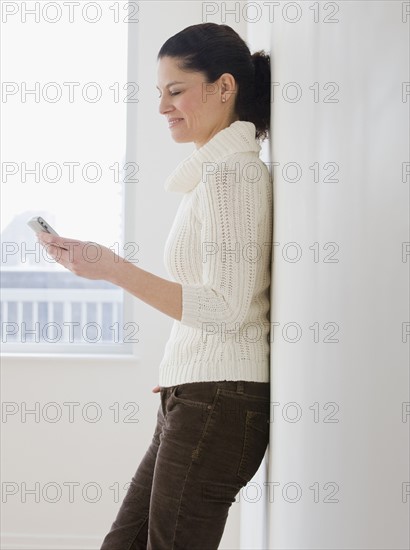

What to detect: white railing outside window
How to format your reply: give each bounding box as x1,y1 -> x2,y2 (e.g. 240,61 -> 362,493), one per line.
0,287 -> 130,353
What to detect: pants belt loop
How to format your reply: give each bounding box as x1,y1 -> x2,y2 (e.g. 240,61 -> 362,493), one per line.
237,380 -> 245,394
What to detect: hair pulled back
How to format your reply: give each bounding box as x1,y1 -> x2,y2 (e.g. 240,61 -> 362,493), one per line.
157,23 -> 271,141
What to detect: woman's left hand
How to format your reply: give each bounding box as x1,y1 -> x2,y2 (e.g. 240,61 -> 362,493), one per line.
37,232 -> 120,281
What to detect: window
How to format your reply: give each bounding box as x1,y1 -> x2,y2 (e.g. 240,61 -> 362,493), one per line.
1,3 -> 137,354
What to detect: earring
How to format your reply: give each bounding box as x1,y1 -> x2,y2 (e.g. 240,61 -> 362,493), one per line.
222,97 -> 226,102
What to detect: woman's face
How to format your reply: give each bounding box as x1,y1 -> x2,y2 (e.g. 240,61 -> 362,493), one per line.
156,56 -> 237,149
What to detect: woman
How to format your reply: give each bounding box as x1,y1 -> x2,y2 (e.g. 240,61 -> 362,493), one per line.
38,22 -> 272,550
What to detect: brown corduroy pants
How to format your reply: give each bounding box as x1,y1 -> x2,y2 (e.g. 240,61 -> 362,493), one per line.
100,379 -> 270,550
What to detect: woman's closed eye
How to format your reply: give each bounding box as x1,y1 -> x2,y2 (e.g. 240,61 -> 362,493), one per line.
158,91 -> 181,99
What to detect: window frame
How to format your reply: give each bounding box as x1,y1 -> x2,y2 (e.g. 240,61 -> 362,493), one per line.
1,11 -> 139,359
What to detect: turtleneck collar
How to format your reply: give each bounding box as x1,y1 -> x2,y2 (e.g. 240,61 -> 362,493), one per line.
164,120 -> 261,194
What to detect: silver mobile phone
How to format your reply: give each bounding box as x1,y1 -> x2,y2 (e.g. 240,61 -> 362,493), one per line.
27,216 -> 59,236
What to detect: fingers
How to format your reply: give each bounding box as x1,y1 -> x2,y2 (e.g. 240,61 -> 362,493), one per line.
43,244 -> 68,266
37,233 -> 73,251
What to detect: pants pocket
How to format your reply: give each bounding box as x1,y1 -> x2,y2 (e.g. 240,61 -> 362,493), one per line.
237,409 -> 270,483
169,382 -> 218,411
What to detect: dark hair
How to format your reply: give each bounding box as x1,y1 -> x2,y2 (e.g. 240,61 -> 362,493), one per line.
157,23 -> 271,141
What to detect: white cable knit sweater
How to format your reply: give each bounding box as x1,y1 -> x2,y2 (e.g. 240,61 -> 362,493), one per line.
158,120 -> 273,387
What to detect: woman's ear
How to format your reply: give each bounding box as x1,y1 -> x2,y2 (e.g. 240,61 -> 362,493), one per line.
220,73 -> 237,100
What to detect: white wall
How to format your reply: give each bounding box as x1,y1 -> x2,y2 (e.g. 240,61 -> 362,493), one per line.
266,1 -> 409,548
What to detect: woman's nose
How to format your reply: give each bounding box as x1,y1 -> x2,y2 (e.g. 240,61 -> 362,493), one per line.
158,96 -> 173,115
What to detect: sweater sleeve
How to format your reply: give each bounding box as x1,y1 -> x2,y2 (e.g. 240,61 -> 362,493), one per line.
179,156 -> 264,330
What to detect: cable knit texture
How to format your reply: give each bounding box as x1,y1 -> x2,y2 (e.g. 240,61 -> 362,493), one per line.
158,120 -> 272,387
